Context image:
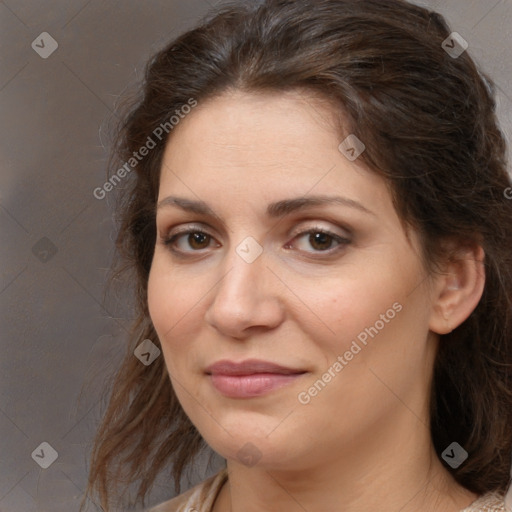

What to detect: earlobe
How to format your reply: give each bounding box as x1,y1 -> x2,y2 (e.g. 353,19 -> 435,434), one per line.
429,244 -> 485,335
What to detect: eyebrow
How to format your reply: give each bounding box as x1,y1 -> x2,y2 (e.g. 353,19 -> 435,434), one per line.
156,194 -> 375,218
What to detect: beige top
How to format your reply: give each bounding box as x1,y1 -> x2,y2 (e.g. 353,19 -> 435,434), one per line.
146,469 -> 507,512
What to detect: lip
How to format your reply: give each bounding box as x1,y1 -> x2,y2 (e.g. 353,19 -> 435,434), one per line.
205,359 -> 307,398
205,358 -> 305,376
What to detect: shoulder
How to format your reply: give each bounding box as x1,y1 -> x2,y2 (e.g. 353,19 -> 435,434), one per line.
460,491 -> 507,512
145,468 -> 228,512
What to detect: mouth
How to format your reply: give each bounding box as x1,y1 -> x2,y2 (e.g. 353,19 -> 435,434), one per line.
205,359 -> 307,398
205,358 -> 306,376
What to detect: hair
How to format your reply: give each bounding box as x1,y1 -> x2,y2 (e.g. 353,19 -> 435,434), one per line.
81,0 -> 512,510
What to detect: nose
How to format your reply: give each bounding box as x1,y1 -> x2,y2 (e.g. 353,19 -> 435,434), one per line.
204,244 -> 285,339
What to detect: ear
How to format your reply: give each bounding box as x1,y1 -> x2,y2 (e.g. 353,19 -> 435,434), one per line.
429,243 -> 485,335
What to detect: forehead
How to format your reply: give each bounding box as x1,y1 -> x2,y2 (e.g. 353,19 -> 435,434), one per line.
155,90 -> 418,254
156,90 -> 397,223
160,90 -> 364,183
169,90 -> 337,151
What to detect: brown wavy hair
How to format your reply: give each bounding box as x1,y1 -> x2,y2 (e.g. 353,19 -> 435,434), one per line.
81,0 -> 512,509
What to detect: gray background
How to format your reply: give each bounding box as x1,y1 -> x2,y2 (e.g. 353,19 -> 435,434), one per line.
1,0 -> 511,511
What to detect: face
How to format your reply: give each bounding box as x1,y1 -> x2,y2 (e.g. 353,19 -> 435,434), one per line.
148,89 -> 438,471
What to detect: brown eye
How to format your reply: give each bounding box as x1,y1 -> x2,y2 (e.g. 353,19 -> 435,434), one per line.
187,232 -> 211,250
163,230 -> 216,253
289,228 -> 351,255
308,232 -> 335,251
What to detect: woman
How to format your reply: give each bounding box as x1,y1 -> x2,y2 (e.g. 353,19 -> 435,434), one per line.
82,0 -> 512,511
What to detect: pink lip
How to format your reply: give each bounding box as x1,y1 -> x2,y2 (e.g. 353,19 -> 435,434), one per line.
205,359 -> 304,376
205,359 -> 307,398
209,374 -> 305,398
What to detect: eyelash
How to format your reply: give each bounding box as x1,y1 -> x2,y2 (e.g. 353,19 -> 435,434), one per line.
161,225 -> 351,257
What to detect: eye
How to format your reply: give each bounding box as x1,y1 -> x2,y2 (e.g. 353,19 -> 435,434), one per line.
286,227 -> 351,254
162,229 -> 218,253
161,225 -> 351,257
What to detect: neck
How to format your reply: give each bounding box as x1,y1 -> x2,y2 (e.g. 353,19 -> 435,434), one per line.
214,409 -> 478,512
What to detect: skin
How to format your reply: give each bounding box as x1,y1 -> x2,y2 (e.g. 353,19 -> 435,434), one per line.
147,89 -> 485,512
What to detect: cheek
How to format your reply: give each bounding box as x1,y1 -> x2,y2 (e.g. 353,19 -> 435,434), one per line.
147,256 -> 229,398
147,269 -> 208,420
147,260 -> 201,360
311,272 -> 431,400
147,263 -> 171,336
289,266 -> 408,356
